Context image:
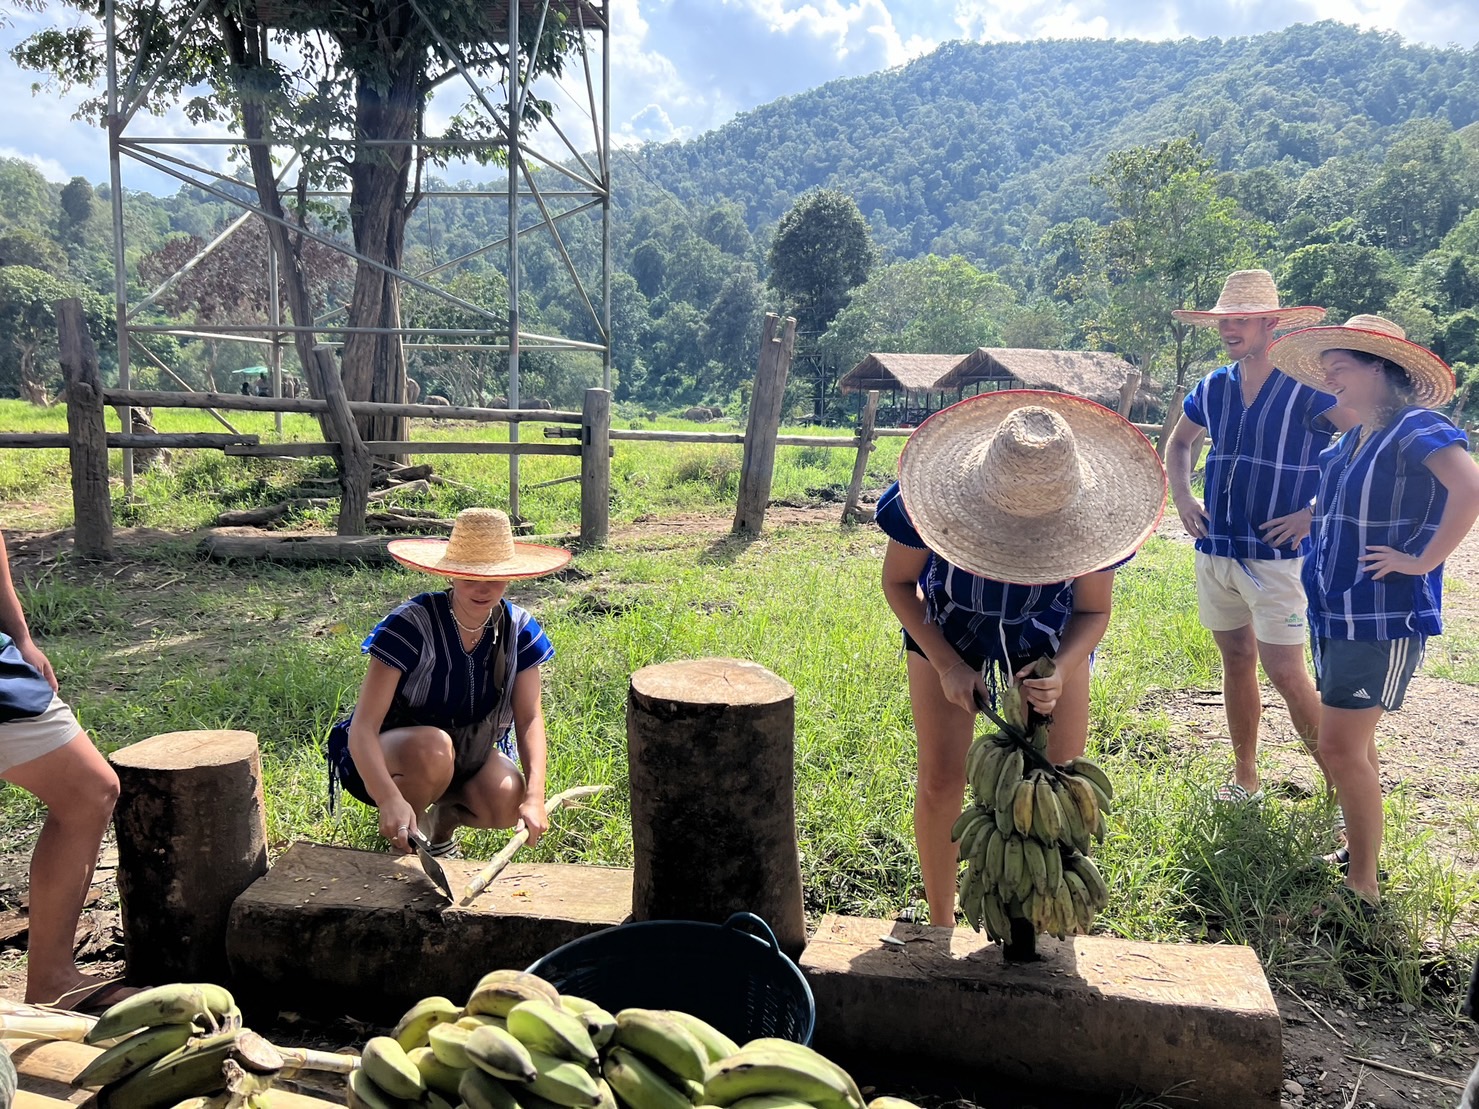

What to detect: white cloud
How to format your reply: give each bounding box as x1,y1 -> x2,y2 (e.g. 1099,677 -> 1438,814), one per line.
0,146 -> 71,183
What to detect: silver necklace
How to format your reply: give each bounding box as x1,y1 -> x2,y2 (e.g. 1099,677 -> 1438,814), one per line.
449,593 -> 495,637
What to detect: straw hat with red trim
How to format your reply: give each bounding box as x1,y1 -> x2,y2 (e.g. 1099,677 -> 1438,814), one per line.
1267,314 -> 1455,409
1171,269 -> 1326,328
898,391 -> 1168,586
387,508 -> 571,580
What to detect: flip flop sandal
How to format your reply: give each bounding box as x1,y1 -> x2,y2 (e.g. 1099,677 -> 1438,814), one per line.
42,978 -> 137,1016
1214,782 -> 1266,805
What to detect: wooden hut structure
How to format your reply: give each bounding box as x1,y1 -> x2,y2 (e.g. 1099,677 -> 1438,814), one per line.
837,353 -> 971,424
935,348 -> 1160,417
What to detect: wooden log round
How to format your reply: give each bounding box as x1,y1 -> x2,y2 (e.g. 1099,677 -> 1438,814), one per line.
110,731 -> 269,986
626,659 -> 805,956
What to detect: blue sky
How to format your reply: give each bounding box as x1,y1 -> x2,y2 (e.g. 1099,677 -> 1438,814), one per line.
2,0 -> 1478,196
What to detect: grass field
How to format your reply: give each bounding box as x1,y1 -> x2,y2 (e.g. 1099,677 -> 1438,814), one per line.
2,398 -> 1477,1019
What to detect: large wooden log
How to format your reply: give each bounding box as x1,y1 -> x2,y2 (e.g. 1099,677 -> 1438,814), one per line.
227,844 -> 631,1022
732,315 -> 799,535
57,298 -> 112,561
110,731 -> 269,986
626,659 -> 805,957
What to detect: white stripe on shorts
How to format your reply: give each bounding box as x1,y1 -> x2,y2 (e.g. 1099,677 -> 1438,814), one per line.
1382,638 -> 1408,708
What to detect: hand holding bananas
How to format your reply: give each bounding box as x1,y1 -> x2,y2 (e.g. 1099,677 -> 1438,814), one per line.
955,678 -> 1113,943
367,969 -> 925,1109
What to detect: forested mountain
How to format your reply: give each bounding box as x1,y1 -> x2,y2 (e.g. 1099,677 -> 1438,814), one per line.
3,20 -> 1479,414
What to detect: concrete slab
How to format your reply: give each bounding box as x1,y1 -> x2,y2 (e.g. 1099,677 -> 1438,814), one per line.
226,842 -> 632,1022
800,914 -> 1281,1109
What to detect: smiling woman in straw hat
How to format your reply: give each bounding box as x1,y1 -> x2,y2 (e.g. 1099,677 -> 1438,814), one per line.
1267,316 -> 1479,913
876,390 -> 1166,925
326,508 -> 571,858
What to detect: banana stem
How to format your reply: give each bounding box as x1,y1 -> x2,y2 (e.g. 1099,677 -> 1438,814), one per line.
0,1012 -> 95,1042
458,784 -> 609,905
275,1046 -> 360,1076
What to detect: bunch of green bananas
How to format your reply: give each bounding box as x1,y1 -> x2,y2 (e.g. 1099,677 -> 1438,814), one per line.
368,970 -> 927,1109
953,691 -> 1115,942
75,982 -> 284,1109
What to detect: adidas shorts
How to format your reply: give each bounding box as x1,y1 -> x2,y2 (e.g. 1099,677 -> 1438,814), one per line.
1315,636 -> 1424,712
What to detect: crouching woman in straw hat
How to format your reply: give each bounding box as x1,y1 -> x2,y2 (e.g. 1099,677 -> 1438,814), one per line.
327,508 -> 571,857
877,392 -> 1167,925
1268,317 -> 1479,910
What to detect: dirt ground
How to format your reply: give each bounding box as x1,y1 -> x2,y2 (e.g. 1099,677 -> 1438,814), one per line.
0,503 -> 1477,1107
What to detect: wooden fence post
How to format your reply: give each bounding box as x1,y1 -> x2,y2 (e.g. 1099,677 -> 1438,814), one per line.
1118,370 -> 1141,418
732,314 -> 798,535
1156,383 -> 1188,459
57,299 -> 113,560
580,387 -> 611,548
841,390 -> 880,525
311,345 -> 372,535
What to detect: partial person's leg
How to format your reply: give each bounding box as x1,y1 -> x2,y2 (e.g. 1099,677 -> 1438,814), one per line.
908,651 -> 976,926
1257,640 -> 1329,786
1044,656 -> 1091,765
1212,624 -> 1263,793
441,752 -> 525,834
1316,704 -> 1385,903
379,726 -> 456,815
3,732 -> 121,1005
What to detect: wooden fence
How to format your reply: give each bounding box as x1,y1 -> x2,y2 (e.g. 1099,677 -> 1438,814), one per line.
20,305 -> 1182,561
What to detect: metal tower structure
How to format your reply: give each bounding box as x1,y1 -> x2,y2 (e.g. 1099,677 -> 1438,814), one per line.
104,0 -> 612,515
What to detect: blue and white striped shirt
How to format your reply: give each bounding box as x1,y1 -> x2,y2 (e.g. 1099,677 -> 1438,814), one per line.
1304,408 -> 1467,641
875,481 -> 1076,669
1184,362 -> 1338,561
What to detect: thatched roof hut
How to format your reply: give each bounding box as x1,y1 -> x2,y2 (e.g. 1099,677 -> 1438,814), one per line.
935,348 -> 1153,408
837,353 -> 966,395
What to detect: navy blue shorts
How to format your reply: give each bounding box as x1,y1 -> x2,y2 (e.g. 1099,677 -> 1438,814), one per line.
1315,636 -> 1424,711
325,723 -> 517,810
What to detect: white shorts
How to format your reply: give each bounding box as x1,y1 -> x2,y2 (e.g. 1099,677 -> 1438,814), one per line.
1195,552 -> 1309,646
0,694 -> 83,775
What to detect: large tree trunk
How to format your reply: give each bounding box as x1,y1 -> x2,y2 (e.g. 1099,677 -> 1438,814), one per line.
340,64 -> 417,453
18,344 -> 49,406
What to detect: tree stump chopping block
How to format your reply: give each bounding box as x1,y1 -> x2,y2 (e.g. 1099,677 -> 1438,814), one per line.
110,730 -> 268,986
627,659 -> 805,957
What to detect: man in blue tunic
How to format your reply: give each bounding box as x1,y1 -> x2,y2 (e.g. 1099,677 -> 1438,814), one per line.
1164,270 -> 1348,803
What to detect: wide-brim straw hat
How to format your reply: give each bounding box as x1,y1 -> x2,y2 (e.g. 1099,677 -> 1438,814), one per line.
1171,269 -> 1326,328
898,390 -> 1167,585
387,508 -> 571,580
1268,314 -> 1455,409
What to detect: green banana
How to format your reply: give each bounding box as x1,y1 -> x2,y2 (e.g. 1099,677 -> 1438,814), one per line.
102,1029 -> 282,1109
958,857 -> 982,931
1083,776 -> 1113,818
1052,878 -> 1077,939
86,983 -> 234,1044
612,1009 -> 709,1084
425,1091 -> 458,1109
993,749 -> 1024,815
460,1014 -> 511,1032
728,1098 -> 817,1109
1065,757 -> 1114,800
467,971 -> 562,1017
429,1021 -> 475,1069
507,999 -> 599,1067
526,1048 -> 604,1107
981,890 -> 1011,942
1056,781 -> 1090,853
460,1066 -> 525,1109
393,996 -> 463,1052
1032,776 -> 1062,844
949,806 -> 980,843
410,1045 -> 466,1099
348,1066 -> 404,1109
982,826 -> 1006,887
602,1045 -> 693,1109
664,1011 -> 739,1065
362,1035 -> 427,1100
1067,852 -> 1109,910
1011,779 -> 1035,837
703,1045 -> 862,1109
1061,776 -> 1102,839
1021,837 -> 1048,897
972,742 -> 1009,805
1000,836 -> 1023,899
465,1023 -> 540,1084
1043,839 -> 1063,894
739,1041 -> 864,1108
76,1020 -> 197,1087
1012,845 -> 1035,902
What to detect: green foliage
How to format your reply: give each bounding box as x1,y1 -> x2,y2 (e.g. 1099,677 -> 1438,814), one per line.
767,188 -> 877,335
